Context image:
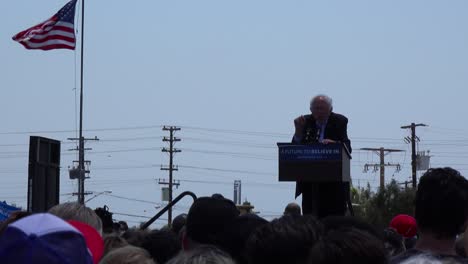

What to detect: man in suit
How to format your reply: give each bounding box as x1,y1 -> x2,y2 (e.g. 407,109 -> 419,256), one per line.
293,94 -> 351,218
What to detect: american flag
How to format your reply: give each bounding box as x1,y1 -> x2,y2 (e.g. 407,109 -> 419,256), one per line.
12,0 -> 77,50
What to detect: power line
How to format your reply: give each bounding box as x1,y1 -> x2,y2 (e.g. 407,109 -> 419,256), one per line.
99,136 -> 163,142
178,164 -> 272,176
104,193 -> 162,206
182,148 -> 274,160
112,212 -> 168,222
183,137 -> 275,149
182,126 -> 290,137
0,125 -> 164,135
178,179 -> 292,189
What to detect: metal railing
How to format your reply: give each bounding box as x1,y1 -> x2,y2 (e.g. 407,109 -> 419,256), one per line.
140,191 -> 197,229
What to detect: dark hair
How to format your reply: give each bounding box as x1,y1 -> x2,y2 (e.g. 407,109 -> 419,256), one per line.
284,203 -> 301,217
118,221 -> 129,231
122,228 -> 149,248
141,229 -> 181,264
321,215 -> 383,240
415,167 -> 468,239
0,211 -> 31,235
171,214 -> 187,235
309,227 -> 388,264
185,196 -> 239,246
382,228 -> 405,257
219,213 -> 269,264
404,236 -> 417,250
455,234 -> 467,258
103,234 -> 129,257
246,215 -> 323,264
95,205 -> 114,234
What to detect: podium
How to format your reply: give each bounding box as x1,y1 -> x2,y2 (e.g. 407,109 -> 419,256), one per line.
277,143 -> 351,182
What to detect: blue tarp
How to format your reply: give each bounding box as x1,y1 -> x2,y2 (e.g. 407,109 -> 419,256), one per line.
0,201 -> 21,221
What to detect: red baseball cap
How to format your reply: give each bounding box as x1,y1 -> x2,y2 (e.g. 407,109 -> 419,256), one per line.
389,214 -> 417,238
68,220 -> 104,264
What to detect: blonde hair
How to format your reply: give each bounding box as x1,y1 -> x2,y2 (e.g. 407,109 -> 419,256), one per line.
167,245 -> 234,264
99,245 -> 155,264
48,202 -> 103,234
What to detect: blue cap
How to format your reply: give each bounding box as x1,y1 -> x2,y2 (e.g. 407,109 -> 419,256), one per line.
0,213 -> 93,264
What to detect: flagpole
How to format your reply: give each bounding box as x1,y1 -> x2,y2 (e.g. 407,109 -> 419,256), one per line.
78,0 -> 85,205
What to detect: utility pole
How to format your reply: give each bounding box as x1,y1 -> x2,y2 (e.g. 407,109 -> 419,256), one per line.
401,123 -> 427,189
360,147 -> 403,190
398,180 -> 412,189
161,126 -> 181,226
68,136 -> 99,204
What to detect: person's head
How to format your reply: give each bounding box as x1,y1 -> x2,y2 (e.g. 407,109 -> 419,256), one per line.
0,213 -> 93,264
246,215 -> 323,264
118,221 -> 129,232
122,228 -> 149,248
465,225 -> 468,257
398,254 -> 445,264
141,229 -> 182,264
103,233 -> 129,257
321,216 -> 383,241
48,202 -> 103,235
0,210 -> 31,236
172,213 -> 187,235
183,196 -> 239,250
415,167 -> 468,239
219,213 -> 269,264
283,202 -> 301,217
94,205 -> 114,234
310,95 -> 333,123
404,236 -> 418,250
99,245 -> 155,264
309,227 -> 388,264
383,227 -> 405,257
167,245 -> 235,264
455,233 -> 466,257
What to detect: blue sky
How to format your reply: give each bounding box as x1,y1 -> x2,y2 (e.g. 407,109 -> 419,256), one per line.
1,0 -> 467,227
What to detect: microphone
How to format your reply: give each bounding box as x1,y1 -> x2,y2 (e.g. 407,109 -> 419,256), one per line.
305,127 -> 312,143
315,126 -> 321,142
303,115 -> 312,143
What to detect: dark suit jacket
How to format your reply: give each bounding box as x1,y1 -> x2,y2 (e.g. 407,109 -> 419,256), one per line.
294,112 -> 352,198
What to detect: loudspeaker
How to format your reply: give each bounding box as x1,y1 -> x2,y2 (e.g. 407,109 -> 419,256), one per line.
27,136 -> 61,212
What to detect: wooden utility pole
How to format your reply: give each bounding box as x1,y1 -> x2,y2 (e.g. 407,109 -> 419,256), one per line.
398,180 -> 412,189
401,123 -> 427,189
161,126 -> 181,226
360,147 -> 404,190
68,136 -> 99,204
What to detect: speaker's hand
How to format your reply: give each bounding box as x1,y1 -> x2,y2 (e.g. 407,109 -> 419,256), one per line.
321,139 -> 336,144
294,115 -> 306,138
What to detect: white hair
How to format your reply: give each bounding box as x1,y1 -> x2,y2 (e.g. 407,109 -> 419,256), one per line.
399,254 -> 444,264
310,94 -> 333,110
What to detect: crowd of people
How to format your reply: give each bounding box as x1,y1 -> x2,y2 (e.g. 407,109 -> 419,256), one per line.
0,167 -> 467,263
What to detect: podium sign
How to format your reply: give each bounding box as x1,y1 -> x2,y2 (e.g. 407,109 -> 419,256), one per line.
277,143 -> 351,183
